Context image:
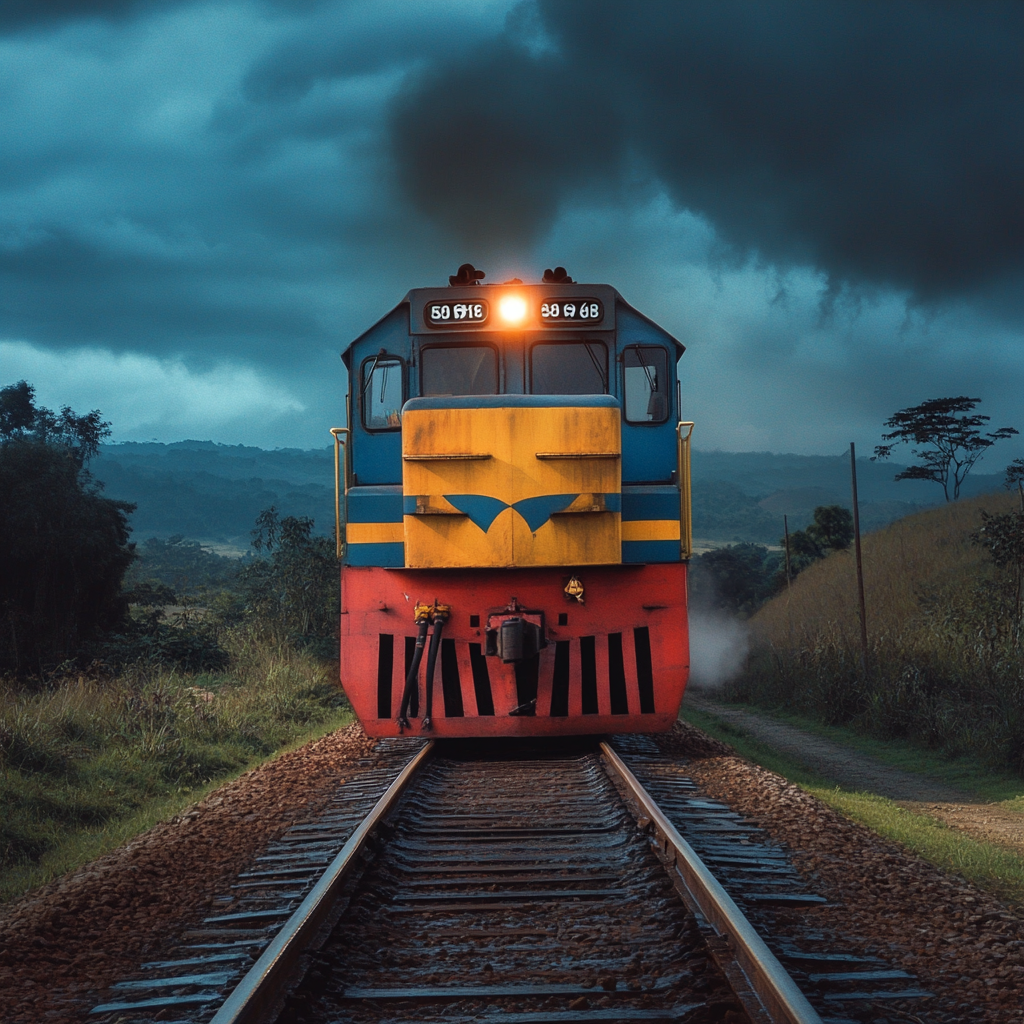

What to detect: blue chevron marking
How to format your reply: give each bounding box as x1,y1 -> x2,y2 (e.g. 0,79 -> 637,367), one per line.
442,494 -> 509,532
511,494 -> 578,532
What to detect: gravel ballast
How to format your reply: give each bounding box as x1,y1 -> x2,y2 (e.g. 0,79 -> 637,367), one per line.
658,720 -> 1024,1023
2,718 -> 1021,1023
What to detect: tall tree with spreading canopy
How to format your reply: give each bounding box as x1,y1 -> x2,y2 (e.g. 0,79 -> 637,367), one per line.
873,397 -> 1018,502
0,381 -> 135,675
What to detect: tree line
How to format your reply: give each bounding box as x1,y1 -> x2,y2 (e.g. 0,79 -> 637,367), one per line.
1,382 -> 337,678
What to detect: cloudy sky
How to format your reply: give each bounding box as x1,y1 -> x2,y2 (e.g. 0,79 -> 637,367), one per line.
2,0 -> 1022,462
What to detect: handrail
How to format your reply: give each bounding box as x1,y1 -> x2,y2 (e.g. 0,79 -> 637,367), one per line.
535,451 -> 620,460
402,452 -> 491,461
330,427 -> 349,559
677,421 -> 694,559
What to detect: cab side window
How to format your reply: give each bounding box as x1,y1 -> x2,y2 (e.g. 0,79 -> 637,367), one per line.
361,354 -> 404,430
623,345 -> 670,423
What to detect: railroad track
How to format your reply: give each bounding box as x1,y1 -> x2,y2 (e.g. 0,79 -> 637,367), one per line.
91,738 -> 929,1024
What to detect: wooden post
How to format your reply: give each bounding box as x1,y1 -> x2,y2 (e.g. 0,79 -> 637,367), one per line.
850,442 -> 868,669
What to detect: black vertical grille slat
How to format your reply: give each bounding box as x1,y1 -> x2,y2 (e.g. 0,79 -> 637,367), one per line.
549,640 -> 571,717
376,634 -> 394,718
440,639 -> 464,717
468,643 -> 494,716
405,636 -> 418,718
608,632 -> 629,714
580,636 -> 598,714
634,626 -> 656,713
513,653 -> 540,710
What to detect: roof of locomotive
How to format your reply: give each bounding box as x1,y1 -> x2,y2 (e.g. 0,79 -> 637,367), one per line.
340,280 -> 683,365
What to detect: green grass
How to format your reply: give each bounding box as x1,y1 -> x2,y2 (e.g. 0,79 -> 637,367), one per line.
681,704 -> 1024,908
0,628 -> 353,904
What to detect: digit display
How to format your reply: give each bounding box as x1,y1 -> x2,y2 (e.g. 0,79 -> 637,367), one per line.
425,300 -> 488,327
539,298 -> 603,323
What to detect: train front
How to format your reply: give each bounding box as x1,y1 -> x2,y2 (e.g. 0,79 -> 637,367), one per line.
336,271 -> 693,737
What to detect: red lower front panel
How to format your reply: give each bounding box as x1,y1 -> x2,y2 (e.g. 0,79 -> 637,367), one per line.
340,564 -> 688,738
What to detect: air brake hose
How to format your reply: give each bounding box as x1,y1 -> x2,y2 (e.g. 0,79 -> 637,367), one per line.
397,618 -> 430,730
421,617 -> 445,730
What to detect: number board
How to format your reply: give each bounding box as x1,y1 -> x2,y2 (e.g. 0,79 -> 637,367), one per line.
425,300 -> 488,327
540,298 -> 603,323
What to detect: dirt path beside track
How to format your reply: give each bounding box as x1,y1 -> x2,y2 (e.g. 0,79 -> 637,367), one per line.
684,691 -> 1024,854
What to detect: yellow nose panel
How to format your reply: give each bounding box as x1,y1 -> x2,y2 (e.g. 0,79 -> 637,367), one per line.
402,397 -> 621,568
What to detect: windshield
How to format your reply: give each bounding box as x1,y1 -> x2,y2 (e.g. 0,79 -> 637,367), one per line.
420,345 -> 498,396
531,341 -> 608,394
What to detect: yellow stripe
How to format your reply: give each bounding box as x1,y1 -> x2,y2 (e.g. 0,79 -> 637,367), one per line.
346,521 -> 404,545
621,519 -> 680,541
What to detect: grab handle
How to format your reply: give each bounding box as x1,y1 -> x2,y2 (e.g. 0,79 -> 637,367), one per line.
330,427 -> 349,559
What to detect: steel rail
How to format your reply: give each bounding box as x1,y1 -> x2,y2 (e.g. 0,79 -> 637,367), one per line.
600,741 -> 822,1024
210,741 -> 434,1024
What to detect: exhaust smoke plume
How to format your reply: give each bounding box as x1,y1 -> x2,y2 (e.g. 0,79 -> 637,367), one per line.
688,611 -> 749,690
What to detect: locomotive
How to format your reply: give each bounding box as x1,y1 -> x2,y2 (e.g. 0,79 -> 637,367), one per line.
332,265 -> 693,738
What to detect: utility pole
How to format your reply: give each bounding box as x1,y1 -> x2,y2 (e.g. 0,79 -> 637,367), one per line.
783,514 -> 792,591
850,442 -> 868,670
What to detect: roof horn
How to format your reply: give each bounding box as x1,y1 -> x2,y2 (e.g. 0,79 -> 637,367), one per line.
542,267 -> 573,284
449,263 -> 486,286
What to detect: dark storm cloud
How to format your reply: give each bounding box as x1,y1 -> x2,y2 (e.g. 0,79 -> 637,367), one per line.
390,39 -> 620,250
389,0 -> 1024,301
0,0 -> 176,31
0,1 -> 513,359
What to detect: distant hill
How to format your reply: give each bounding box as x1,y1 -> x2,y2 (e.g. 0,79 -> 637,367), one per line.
690,449 -> 1004,543
94,441 -> 334,551
92,440 -> 1008,550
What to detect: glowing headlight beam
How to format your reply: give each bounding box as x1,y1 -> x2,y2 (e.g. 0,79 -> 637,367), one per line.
498,295 -> 527,324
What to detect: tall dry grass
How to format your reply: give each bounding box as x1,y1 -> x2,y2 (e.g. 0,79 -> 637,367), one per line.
730,491 -> 1024,772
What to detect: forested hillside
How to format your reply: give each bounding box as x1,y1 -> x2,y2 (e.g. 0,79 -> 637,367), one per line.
94,441 -> 334,549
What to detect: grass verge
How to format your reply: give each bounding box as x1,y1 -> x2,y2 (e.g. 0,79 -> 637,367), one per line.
682,703 -> 1024,908
702,699 -> 1024,805
0,628 -> 352,904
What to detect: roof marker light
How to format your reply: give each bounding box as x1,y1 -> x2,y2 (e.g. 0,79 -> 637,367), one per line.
498,295 -> 527,324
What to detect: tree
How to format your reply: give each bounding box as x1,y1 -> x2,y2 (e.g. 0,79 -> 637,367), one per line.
780,505 -> 853,585
1007,458 -> 1024,500
236,507 -> 338,652
873,397 -> 1018,502
0,381 -> 135,675
689,543 -> 777,616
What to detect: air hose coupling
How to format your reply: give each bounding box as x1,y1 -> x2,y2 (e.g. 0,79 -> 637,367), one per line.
414,600 -> 451,625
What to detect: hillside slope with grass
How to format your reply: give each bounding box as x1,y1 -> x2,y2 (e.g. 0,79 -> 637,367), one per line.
729,489 -> 1024,772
